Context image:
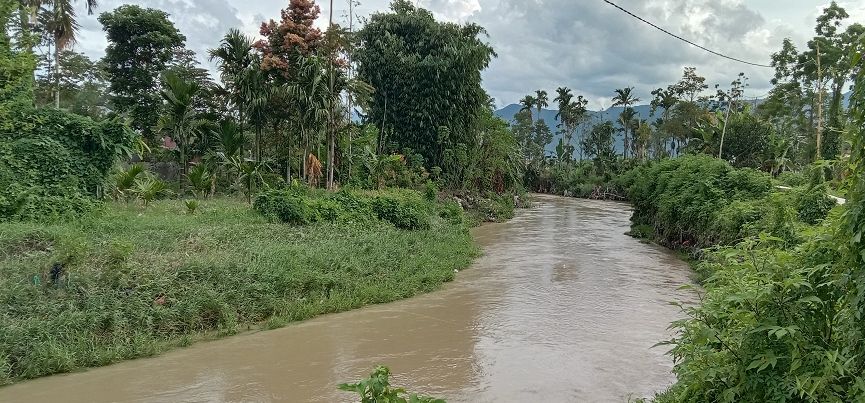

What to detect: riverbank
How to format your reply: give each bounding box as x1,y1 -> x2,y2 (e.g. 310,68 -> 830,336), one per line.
0,191 -> 480,384
0,195 -> 695,402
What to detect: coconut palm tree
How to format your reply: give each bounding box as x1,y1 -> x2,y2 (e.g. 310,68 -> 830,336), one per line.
534,89 -> 549,120
519,95 -> 537,122
287,56 -> 330,183
159,71 -> 202,178
554,87 -> 572,116
618,107 -> 638,157
612,87 -> 640,158
28,0 -> 98,108
209,28 -> 254,142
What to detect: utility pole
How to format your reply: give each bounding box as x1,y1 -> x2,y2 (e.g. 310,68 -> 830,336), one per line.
718,96 -> 733,160
326,0 -> 336,190
346,0 -> 354,184
816,42 -> 824,161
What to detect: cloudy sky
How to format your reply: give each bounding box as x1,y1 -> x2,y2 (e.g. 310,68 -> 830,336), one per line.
73,0 -> 865,110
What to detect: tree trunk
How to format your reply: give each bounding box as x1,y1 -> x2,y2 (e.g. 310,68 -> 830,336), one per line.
53,40 -> 60,109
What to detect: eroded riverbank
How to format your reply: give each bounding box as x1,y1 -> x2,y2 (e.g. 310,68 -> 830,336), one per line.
0,195 -> 695,402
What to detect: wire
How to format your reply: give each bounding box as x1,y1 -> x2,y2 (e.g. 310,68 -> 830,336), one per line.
601,0 -> 774,68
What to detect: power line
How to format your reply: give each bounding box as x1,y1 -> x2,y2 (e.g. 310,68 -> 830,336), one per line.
601,0 -> 774,68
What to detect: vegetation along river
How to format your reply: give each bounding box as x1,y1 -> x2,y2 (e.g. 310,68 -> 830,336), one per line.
0,195 -> 695,402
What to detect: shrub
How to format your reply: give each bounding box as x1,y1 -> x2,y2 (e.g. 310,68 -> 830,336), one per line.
0,106 -> 136,220
423,180 -> 438,201
254,192 -> 312,225
796,184 -> 836,225
339,366 -> 444,403
627,155 -> 773,248
777,171 -> 807,187
437,200 -> 464,224
371,195 -> 431,230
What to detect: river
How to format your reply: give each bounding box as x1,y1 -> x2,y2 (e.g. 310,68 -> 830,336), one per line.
0,195 -> 695,402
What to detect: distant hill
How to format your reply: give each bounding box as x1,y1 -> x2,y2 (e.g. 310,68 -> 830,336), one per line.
493,104 -> 657,155
494,92 -> 852,157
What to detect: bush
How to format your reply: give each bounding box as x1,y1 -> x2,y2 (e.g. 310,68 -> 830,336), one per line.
0,106 -> 136,220
254,191 -> 316,225
339,366 -> 444,403
796,184 -> 836,225
777,171 -> 807,187
437,200 -> 464,224
255,188 -> 435,230
371,195 -> 431,230
627,155 -> 773,248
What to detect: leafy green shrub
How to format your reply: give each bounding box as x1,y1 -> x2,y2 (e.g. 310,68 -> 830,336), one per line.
722,167 -> 772,199
0,106 -> 136,220
777,171 -> 806,187
339,366 -> 444,403
308,198 -> 342,222
796,184 -> 836,225
372,195 -> 431,230
134,176 -> 171,206
437,200 -> 463,224
627,155 -> 773,248
661,232 -> 863,402
255,192 -> 312,225
423,180 -> 438,201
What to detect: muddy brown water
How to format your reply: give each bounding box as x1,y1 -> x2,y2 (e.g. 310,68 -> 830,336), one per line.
0,195 -> 695,403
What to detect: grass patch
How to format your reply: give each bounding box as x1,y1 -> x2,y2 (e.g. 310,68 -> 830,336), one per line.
0,191 -> 477,384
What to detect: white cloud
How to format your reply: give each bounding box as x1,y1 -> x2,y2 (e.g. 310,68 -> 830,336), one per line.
70,0 -> 844,110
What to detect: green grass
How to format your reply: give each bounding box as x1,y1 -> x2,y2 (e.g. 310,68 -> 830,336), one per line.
0,193 -> 477,384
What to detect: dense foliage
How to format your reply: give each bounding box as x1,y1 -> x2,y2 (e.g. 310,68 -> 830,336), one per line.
0,0 -> 35,107
648,34 -> 865,402
99,5 -> 185,140
0,107 -> 136,220
626,155 -> 778,248
355,0 -> 495,172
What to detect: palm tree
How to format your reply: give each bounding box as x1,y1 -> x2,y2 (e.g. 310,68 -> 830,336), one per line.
618,107 -> 638,157
287,56 -> 330,183
554,87 -> 572,120
534,89 -> 549,120
519,95 -> 537,122
159,71 -> 202,179
209,28 -> 254,146
612,87 -> 640,158
650,87 -> 678,157
28,0 -> 98,108
241,63 -> 270,163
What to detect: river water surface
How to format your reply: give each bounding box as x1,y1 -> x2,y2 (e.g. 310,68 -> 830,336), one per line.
0,195 -> 695,402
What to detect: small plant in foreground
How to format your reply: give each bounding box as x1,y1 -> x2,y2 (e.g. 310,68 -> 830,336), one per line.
338,366 -> 445,403
184,199 -> 199,215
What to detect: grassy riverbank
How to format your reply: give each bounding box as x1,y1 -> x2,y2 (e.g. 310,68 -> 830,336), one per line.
0,191 -> 478,384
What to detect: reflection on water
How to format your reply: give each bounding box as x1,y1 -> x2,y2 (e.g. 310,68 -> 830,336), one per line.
0,195 -> 694,403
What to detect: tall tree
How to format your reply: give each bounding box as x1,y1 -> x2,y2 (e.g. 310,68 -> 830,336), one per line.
158,70 -> 201,178
534,89 -> 548,119
253,0 -> 324,168
34,49 -> 107,117
355,0 -> 495,171
209,28 -> 253,143
1,0 -> 36,106
554,87 -> 588,163
99,5 -> 184,142
27,0 -> 97,108
612,87 -> 640,158
650,87 -> 678,158
581,121 -> 616,175
519,94 -> 537,122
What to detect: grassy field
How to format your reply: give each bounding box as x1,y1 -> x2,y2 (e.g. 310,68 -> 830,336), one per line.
0,194 -> 478,384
